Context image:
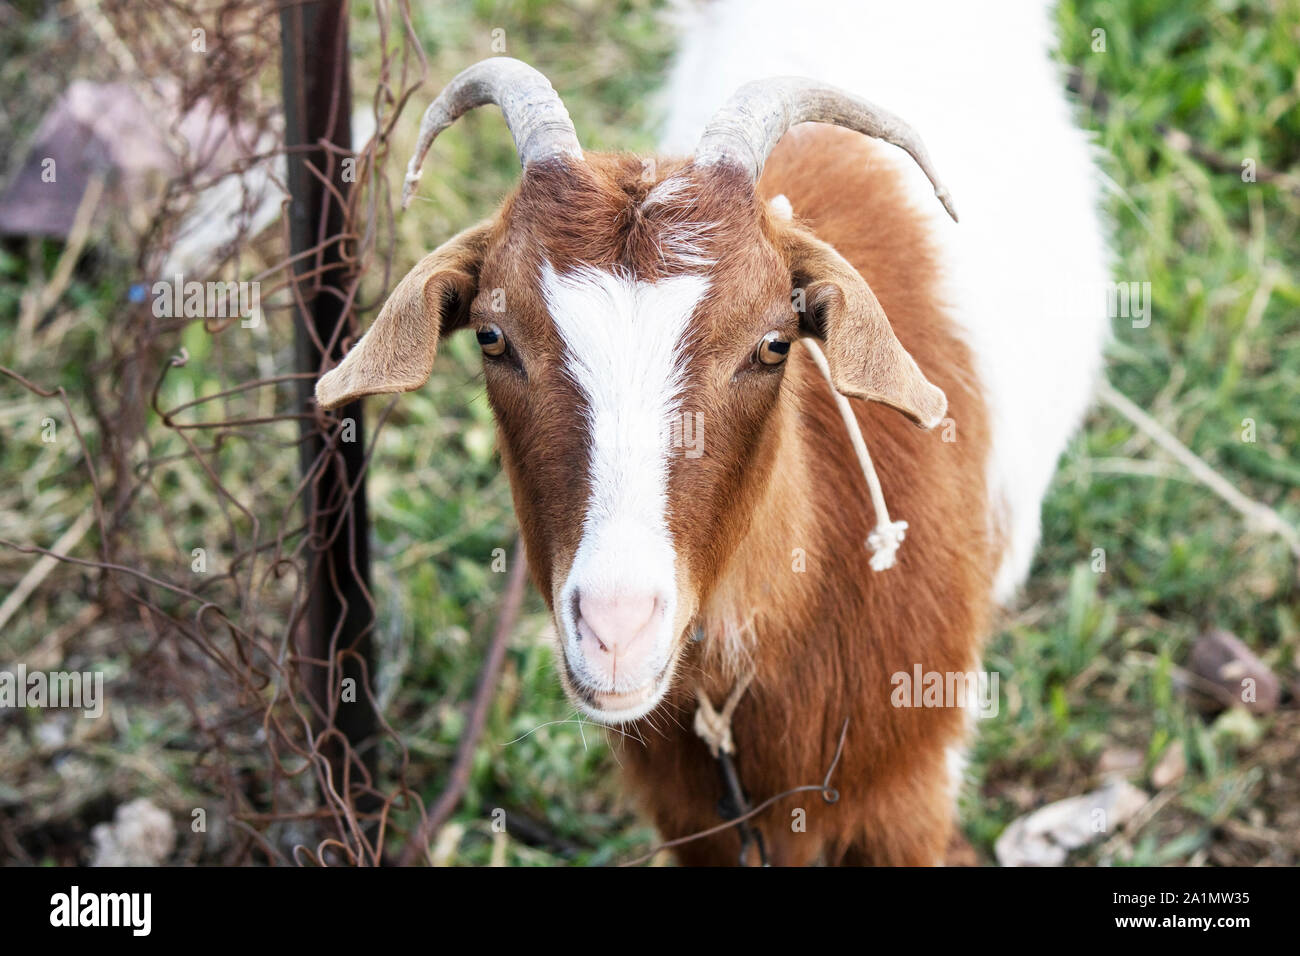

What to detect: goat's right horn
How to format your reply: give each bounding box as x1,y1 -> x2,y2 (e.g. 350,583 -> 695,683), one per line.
402,57 -> 583,209
694,77 -> 958,222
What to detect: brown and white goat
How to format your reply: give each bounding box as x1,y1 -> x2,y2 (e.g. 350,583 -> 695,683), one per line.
317,43 -> 1103,865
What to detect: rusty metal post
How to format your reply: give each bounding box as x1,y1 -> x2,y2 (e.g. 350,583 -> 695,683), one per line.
278,0 -> 379,813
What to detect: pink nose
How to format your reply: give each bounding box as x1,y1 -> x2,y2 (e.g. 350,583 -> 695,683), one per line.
576,590 -> 660,682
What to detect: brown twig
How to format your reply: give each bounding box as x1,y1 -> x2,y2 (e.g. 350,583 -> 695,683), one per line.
399,536 -> 529,866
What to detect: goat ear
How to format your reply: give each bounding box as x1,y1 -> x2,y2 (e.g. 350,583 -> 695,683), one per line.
780,227 -> 947,429
315,220 -> 494,410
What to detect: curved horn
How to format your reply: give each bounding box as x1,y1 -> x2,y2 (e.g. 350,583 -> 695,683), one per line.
694,77 -> 958,222
402,57 -> 583,209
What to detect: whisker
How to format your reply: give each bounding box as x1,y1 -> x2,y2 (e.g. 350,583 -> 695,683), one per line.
499,713 -> 583,746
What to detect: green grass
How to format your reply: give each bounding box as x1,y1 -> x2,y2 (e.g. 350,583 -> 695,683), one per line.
964,0 -> 1300,864
1,0 -> 1297,866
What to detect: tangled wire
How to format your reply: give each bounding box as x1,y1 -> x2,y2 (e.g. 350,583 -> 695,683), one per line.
1,0 -> 446,865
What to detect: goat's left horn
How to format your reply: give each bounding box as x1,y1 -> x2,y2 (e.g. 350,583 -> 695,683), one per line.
693,77 -> 958,222
402,57 -> 583,208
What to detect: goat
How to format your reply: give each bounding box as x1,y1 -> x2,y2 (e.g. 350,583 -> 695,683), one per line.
316,0 -> 1109,865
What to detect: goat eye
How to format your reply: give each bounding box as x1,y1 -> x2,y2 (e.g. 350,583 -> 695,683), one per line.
477,323 -> 507,357
756,331 -> 790,366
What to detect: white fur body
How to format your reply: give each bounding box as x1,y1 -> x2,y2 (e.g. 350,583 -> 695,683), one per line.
660,0 -> 1111,602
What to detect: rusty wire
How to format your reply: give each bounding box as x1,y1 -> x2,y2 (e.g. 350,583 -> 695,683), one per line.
0,0 -> 483,866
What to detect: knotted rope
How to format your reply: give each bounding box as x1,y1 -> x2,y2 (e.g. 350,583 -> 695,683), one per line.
693,669 -> 755,758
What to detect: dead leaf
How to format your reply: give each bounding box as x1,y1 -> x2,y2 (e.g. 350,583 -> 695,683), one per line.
994,780 -> 1148,867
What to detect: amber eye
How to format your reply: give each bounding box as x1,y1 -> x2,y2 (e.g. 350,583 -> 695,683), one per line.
756,331 -> 790,366
477,323 -> 507,357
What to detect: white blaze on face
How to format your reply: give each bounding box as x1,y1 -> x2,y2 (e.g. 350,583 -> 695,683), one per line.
541,260 -> 709,715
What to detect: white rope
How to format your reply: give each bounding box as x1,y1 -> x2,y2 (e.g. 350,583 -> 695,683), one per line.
694,670 -> 755,758
800,337 -> 908,571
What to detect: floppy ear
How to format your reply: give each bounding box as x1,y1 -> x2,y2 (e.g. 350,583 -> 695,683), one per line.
315,219 -> 494,410
778,225 -> 947,429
